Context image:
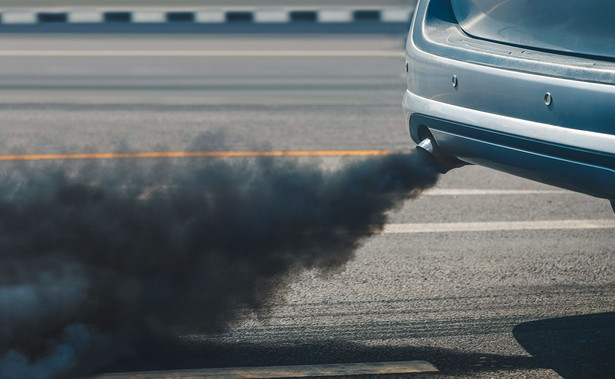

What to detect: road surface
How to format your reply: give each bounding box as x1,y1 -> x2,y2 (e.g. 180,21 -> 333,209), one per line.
0,35 -> 612,378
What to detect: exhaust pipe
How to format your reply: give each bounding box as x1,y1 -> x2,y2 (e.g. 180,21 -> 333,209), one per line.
417,138 -> 434,154
416,137 -> 466,174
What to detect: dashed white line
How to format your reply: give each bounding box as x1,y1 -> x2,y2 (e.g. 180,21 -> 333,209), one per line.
195,10 -> 225,23
254,10 -> 290,23
318,9 -> 353,23
67,11 -> 103,23
1,11 -> 36,24
381,8 -> 414,22
383,220 -> 615,234
132,11 -> 166,23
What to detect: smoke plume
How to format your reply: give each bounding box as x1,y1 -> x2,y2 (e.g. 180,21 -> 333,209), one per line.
0,151 -> 438,378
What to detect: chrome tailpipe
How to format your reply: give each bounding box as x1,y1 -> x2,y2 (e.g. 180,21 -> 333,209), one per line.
417,138 -> 434,154
415,137 -> 466,174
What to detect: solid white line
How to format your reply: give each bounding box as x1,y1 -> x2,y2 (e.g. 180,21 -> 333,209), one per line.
383,220 -> 615,234
423,189 -> 569,196
0,50 -> 404,57
95,361 -> 438,378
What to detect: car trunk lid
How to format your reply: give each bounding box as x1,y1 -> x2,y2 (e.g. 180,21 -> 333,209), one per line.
450,0 -> 615,60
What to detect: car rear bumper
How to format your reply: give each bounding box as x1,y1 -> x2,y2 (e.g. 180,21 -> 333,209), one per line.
406,107 -> 615,199
404,0 -> 615,199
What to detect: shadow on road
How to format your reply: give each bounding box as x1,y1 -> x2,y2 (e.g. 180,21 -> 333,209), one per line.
98,313 -> 615,377
102,337 -> 540,377
513,312 -> 615,379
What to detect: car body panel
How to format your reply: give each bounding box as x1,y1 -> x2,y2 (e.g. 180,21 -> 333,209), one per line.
404,0 -> 615,200
451,0 -> 615,60
409,113 -> 615,199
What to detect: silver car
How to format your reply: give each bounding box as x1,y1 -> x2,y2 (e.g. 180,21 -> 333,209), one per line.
404,0 -> 615,212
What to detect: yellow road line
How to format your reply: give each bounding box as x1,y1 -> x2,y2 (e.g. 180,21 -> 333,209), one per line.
0,150 -> 392,161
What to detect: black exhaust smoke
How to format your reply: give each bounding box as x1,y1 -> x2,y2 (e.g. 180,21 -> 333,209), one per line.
0,151 -> 439,378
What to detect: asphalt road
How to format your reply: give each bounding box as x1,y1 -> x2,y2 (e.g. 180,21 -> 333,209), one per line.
0,35 -> 613,379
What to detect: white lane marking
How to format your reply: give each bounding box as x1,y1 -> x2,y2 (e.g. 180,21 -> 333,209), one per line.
318,9 -> 353,23
68,11 -> 103,23
0,50 -> 404,57
1,11 -> 36,24
424,189 -> 569,196
381,8 -> 413,22
132,11 -> 165,23
254,10 -> 290,23
195,10 -> 225,23
94,360 -> 438,378
383,220 -> 615,234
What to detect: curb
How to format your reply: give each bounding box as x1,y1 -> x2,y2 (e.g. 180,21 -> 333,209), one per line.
0,7 -> 413,25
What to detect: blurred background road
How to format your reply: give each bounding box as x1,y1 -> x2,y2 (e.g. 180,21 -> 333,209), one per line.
0,2 -> 415,34
0,33 -> 612,378
0,0 -> 412,7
